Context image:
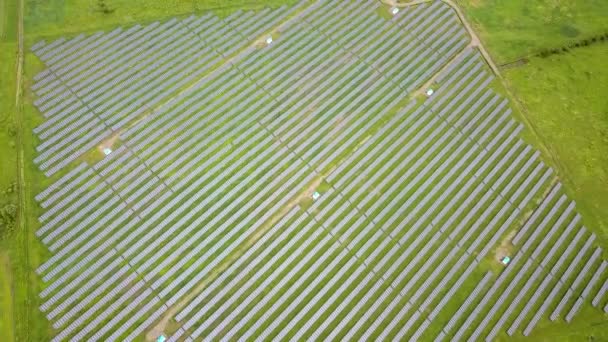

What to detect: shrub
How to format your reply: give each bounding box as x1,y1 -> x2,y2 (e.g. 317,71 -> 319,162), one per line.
0,203 -> 17,238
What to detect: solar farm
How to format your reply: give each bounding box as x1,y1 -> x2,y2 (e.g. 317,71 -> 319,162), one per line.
27,0 -> 608,341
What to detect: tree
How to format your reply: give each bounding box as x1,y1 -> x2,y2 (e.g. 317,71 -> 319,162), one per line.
97,0 -> 115,14
0,203 -> 17,237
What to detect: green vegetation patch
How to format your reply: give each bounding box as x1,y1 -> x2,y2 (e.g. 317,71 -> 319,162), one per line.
24,0 -> 301,40
0,252 -> 14,341
457,0 -> 608,61
503,44 -> 608,242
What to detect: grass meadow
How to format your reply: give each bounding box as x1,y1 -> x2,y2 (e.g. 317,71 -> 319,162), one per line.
503,45 -> 608,244
24,0 -> 301,41
0,33 -> 20,342
456,0 -> 608,62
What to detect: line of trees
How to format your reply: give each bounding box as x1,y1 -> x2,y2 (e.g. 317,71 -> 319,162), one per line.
537,32 -> 608,58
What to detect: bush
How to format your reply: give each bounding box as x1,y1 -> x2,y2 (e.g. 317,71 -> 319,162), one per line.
0,203 -> 17,237
0,183 -> 18,238
6,122 -> 16,137
96,0 -> 115,14
538,49 -> 552,58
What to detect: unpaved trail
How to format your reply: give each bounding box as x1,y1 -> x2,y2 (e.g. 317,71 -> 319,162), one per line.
14,0 -> 30,341
440,0 -> 500,76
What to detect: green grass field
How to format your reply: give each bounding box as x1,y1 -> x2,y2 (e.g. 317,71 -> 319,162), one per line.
24,0 -> 300,41
456,0 -> 608,62
503,45 -> 608,243
0,252 -> 15,342
0,33 -> 20,342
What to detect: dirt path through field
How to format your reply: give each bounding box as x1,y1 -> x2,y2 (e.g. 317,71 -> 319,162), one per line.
440,0 -> 500,76
13,0 -> 30,340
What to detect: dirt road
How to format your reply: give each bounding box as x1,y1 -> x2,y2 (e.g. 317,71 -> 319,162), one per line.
14,0 -> 30,340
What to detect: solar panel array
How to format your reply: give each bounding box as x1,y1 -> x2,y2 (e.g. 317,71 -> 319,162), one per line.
30,0 -> 608,340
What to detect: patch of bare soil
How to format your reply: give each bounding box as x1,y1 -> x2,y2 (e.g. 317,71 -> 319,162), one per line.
97,132 -> 120,154
494,230 -> 517,261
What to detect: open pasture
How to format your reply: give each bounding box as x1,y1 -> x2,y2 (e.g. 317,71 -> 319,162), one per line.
28,0 -> 608,341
